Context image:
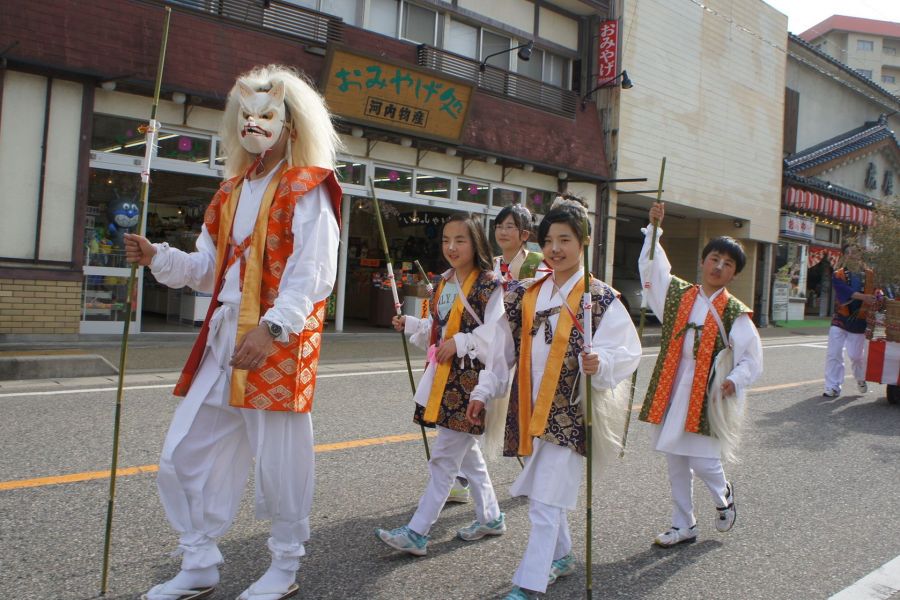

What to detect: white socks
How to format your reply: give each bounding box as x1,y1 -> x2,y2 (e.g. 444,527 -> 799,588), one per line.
144,566 -> 218,600
238,563 -> 297,599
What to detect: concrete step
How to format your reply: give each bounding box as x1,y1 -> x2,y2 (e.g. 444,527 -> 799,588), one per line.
0,353 -> 117,381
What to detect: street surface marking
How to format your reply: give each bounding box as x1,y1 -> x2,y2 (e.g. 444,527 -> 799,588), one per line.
829,553 -> 900,599
0,431 -> 436,492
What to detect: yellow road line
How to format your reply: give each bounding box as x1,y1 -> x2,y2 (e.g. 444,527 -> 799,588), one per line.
0,431 -> 436,492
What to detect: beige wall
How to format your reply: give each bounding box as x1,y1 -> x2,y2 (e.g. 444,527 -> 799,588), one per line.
617,0 -> 787,246
0,278 -> 82,334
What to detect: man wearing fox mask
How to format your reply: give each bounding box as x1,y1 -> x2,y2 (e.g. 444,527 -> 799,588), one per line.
126,65 -> 342,600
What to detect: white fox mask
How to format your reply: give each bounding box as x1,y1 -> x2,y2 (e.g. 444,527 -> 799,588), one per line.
236,79 -> 286,155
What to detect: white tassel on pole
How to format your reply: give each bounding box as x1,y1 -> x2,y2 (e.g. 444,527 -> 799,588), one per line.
140,119 -> 160,184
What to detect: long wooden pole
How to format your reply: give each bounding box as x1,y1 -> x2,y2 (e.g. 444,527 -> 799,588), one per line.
620,156 -> 666,458
582,217 -> 594,598
101,7 -> 172,595
369,178 -> 431,461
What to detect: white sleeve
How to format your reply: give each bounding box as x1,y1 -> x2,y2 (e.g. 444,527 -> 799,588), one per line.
469,311 -> 515,405
590,298 -> 643,390
638,224 -> 673,319
453,286 -> 505,362
260,185 -> 339,342
724,314 -> 763,394
404,314 -> 434,350
148,226 -> 217,293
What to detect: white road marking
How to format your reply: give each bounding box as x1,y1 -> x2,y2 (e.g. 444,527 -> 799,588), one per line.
0,337 -> 832,400
829,554 -> 900,599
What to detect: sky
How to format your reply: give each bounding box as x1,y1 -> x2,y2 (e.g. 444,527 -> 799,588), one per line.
762,0 -> 900,35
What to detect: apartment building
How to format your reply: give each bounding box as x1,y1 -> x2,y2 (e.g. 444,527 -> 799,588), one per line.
0,0 -> 613,337
799,15 -> 900,97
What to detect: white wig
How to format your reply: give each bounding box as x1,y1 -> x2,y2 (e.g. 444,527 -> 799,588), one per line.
221,64 -> 342,178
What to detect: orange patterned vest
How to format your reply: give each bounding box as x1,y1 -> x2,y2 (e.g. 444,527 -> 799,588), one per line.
173,165 -> 342,412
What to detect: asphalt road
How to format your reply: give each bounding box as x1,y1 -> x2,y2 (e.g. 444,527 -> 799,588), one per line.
1,335 -> 899,600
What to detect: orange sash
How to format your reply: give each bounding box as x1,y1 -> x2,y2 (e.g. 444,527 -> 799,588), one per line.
423,270 -> 479,423
643,286 -> 730,433
516,275 -> 585,456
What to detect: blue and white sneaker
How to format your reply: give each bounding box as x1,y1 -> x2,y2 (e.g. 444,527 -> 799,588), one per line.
502,586 -> 540,599
374,525 -> 428,556
547,553 -> 576,585
457,512 -> 506,541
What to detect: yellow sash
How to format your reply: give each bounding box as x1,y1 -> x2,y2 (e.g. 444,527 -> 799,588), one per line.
517,275 -> 585,456
423,269 -> 480,423
228,165 -> 287,404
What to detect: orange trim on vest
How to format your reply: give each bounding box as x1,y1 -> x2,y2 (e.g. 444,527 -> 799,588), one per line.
645,286 -> 730,433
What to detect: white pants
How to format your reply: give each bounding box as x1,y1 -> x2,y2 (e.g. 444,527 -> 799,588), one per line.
665,453 -> 728,530
825,325 -> 867,393
511,499 -> 572,594
408,426 -> 500,535
157,347 -> 315,571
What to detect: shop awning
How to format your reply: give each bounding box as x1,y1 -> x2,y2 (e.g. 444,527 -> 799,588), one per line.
784,186 -> 874,226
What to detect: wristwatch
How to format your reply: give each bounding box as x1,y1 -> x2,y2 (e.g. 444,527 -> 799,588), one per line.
264,321 -> 283,339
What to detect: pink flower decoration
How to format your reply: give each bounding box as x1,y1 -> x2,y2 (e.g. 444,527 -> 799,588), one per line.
468,184 -> 479,195
533,193 -> 543,205
178,136 -> 193,152
388,170 -> 400,182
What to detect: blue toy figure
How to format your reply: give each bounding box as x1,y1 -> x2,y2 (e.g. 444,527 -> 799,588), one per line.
107,191 -> 140,250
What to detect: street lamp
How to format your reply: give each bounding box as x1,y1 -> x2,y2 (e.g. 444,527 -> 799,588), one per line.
479,41 -> 534,72
580,70 -> 633,109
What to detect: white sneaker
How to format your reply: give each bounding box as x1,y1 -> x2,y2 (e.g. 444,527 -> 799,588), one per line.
857,380 -> 868,393
446,479 -> 471,503
456,513 -> 506,541
654,525 -> 697,548
715,482 -> 736,532
823,388 -> 840,398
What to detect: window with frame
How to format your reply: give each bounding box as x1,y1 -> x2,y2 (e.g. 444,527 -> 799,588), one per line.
858,69 -> 873,79
482,30 -> 512,70
415,173 -> 451,199
457,180 -> 489,206
492,187 -> 523,208
374,166 -> 412,193
369,0 -> 399,37
857,39 -> 874,51
401,2 -> 437,45
883,74 -> 897,84
814,224 -> 839,243
92,114 -> 155,157
336,160 -> 366,185
885,46 -> 898,55
446,19 -> 478,59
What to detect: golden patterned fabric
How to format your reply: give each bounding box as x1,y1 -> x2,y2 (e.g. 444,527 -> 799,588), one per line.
174,166 -> 343,413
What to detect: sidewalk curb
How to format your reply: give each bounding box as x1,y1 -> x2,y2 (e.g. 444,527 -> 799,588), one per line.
0,354 -> 118,382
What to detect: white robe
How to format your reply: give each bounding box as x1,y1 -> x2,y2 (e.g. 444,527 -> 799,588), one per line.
148,164 -> 339,560
501,270 -> 642,509
638,225 -> 763,459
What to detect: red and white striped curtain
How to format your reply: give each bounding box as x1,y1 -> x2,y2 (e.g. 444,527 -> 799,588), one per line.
784,186 -> 874,226
807,245 -> 841,268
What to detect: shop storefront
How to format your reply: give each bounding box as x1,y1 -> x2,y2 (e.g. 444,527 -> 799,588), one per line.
83,113 -> 223,333
774,185 -> 874,322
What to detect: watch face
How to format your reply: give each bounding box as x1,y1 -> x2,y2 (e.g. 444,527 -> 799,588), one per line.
268,322 -> 282,337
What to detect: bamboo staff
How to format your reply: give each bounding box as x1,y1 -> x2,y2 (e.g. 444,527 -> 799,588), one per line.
369,178 -> 431,461
101,7 -> 172,595
582,216 -> 595,598
620,156 -> 666,458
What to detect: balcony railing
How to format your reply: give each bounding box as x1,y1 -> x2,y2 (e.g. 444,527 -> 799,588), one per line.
416,45 -> 577,119
165,0 -> 344,45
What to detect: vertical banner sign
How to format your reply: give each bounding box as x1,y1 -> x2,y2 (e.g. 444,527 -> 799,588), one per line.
596,20 -> 619,84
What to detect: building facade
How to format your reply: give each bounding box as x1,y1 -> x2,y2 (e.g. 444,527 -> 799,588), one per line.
595,0 -> 788,321
778,33 -> 900,322
799,15 -> 900,97
0,0 -> 613,337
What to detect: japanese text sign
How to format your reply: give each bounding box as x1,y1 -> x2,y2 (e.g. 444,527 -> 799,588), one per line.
323,48 -> 473,142
596,20 -> 618,84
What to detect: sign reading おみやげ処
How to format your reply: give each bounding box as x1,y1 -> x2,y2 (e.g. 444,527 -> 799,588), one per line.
322,48 -> 473,143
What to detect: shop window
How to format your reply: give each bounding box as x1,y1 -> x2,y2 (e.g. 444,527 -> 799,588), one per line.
457,180 -> 489,206
82,274 -> 136,323
415,173 -> 451,199
86,168 -> 141,269
374,166 -> 412,193
814,224 -> 840,244
525,188 -> 554,216
156,130 -> 211,165
369,0 -> 399,37
336,160 -> 366,185
492,187 -> 522,208
92,114 -> 164,158
402,2 -> 437,45
214,139 -> 227,167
